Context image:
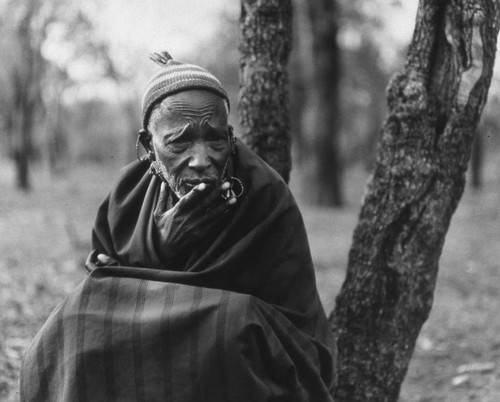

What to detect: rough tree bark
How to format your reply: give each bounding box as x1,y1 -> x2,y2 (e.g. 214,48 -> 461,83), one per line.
239,0 -> 293,182
330,1 -> 500,401
303,0 -> 343,206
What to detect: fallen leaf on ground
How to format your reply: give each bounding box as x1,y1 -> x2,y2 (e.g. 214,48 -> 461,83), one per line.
457,362 -> 496,374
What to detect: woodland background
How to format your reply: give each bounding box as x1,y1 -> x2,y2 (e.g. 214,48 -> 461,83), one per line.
1,0 -> 499,401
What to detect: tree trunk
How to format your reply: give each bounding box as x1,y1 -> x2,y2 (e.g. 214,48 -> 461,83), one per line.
13,0 -> 40,191
238,0 -> 293,183
16,106 -> 33,190
289,4 -> 307,168
330,1 -> 500,401
303,0 -> 343,206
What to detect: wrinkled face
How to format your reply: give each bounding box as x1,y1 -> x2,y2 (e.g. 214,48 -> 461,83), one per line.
148,90 -> 231,198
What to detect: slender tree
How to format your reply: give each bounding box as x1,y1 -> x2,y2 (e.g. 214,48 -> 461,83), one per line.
239,0 -> 293,182
11,0 -> 44,190
303,0 -> 343,206
330,1 -> 500,400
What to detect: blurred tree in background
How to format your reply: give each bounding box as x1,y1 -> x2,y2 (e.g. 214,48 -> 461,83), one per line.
298,0 -> 343,206
291,0 -> 406,206
336,0 -> 397,171
0,0 -> 121,190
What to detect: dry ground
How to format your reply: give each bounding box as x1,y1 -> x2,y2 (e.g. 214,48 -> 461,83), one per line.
0,157 -> 499,401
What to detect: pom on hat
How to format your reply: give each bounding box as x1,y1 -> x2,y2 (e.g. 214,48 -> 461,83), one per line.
141,51 -> 229,130
149,51 -> 173,66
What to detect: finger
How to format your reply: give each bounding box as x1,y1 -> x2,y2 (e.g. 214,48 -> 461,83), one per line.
189,181 -> 235,214
177,182 -> 213,211
178,180 -> 235,214
97,253 -> 111,264
199,196 -> 237,223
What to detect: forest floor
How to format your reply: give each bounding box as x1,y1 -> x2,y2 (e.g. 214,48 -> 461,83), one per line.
0,157 -> 499,402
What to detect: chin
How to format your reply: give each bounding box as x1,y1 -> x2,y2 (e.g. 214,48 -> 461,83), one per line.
175,186 -> 191,198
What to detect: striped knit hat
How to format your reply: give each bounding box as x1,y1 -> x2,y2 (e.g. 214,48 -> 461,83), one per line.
142,51 -> 229,130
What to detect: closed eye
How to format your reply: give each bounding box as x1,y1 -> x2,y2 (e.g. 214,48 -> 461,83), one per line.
206,126 -> 227,142
209,141 -> 227,152
206,133 -> 227,151
166,139 -> 189,153
169,137 -> 190,144
164,125 -> 192,152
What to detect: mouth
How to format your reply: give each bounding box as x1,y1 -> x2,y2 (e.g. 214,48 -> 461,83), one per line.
181,177 -> 218,189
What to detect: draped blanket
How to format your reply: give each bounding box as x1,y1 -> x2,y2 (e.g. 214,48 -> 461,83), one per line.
20,140 -> 336,401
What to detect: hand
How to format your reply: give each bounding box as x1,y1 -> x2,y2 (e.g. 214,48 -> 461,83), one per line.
153,181 -> 237,266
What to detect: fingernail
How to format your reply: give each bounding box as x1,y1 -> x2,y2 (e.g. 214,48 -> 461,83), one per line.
221,181 -> 230,190
198,183 -> 206,191
97,254 -> 110,263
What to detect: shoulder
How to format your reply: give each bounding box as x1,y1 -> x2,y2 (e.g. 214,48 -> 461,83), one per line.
116,159 -> 151,184
111,159 -> 152,196
234,139 -> 290,194
232,139 -> 299,226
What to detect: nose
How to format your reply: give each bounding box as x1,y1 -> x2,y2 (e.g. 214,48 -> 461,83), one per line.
188,143 -> 211,172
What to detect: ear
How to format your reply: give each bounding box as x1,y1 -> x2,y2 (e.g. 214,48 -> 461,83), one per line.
138,129 -> 153,153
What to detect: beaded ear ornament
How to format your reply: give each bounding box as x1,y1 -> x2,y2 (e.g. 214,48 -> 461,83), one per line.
150,160 -> 167,177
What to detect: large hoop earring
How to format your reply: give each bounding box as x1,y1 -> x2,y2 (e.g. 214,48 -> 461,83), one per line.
221,177 -> 244,200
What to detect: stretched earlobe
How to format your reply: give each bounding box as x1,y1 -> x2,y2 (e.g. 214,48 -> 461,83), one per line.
136,129 -> 154,161
228,125 -> 237,154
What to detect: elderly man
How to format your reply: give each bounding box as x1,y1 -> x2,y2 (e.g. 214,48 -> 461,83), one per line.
20,52 -> 337,401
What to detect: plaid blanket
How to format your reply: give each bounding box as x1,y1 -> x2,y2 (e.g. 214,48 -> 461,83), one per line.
21,268 -> 334,401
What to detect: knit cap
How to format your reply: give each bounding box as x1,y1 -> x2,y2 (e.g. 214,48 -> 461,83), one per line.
142,51 -> 229,130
